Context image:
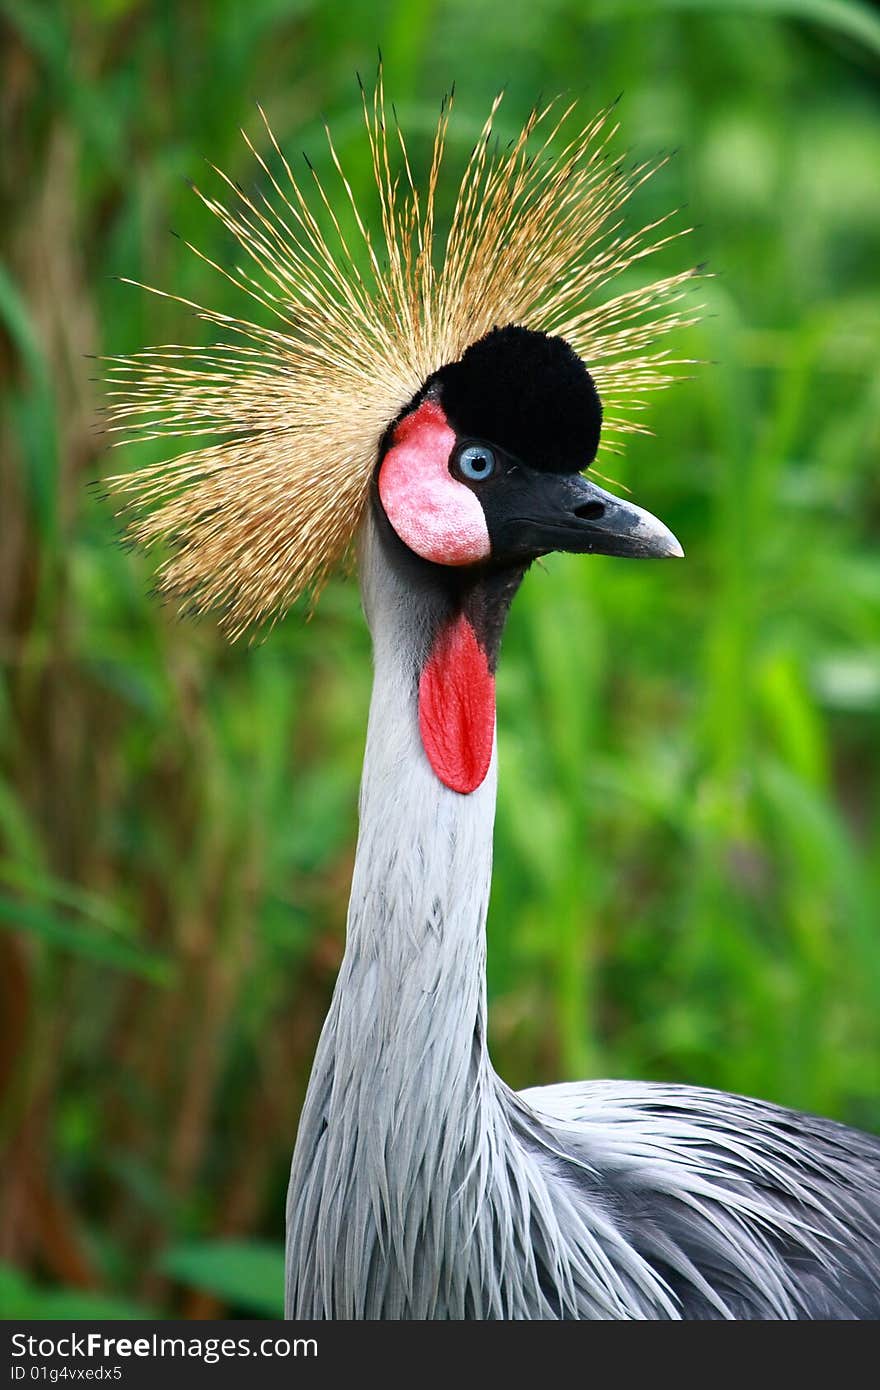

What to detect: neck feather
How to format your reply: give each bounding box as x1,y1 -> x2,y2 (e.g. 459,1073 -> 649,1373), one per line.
285,514 -> 502,1314
337,510 -> 499,1078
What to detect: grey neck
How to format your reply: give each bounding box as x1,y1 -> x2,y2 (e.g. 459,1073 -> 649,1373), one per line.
343,515 -> 497,1054
285,512 -> 499,1316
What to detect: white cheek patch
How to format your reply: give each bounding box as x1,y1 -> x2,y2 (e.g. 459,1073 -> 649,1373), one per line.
378,399 -> 491,566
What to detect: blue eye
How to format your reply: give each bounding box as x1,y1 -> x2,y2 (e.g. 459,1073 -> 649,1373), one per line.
456,443 -> 496,482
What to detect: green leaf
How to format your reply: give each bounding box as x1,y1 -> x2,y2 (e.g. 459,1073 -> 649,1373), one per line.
593,0 -> 880,59
158,1241 -> 284,1317
0,893 -> 173,983
0,1263 -> 149,1320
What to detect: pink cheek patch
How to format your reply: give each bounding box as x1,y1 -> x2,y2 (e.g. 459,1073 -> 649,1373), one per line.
378,399 -> 491,566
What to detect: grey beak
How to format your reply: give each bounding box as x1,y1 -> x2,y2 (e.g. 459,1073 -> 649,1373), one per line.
562,476 -> 685,559
490,471 -> 684,561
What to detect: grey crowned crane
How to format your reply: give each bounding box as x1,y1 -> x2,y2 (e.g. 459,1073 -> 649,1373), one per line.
105,79 -> 880,1319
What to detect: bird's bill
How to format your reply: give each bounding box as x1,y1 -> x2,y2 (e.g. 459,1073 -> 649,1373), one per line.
490,472 -> 684,561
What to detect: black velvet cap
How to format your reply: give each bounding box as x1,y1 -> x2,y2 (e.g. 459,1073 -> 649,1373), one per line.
430,324 -> 602,473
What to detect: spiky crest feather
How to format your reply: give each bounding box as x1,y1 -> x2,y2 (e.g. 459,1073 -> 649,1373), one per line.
103,76 -> 697,636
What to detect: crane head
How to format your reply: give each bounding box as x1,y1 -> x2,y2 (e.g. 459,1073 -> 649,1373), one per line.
377,324 -> 682,573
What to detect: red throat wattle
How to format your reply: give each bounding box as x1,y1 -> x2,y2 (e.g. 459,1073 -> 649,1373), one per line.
418,614 -> 496,794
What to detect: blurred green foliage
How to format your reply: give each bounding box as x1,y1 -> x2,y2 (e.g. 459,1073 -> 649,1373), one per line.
1,0 -> 878,1319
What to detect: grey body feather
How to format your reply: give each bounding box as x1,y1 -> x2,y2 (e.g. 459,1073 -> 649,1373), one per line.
285,516 -> 880,1320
